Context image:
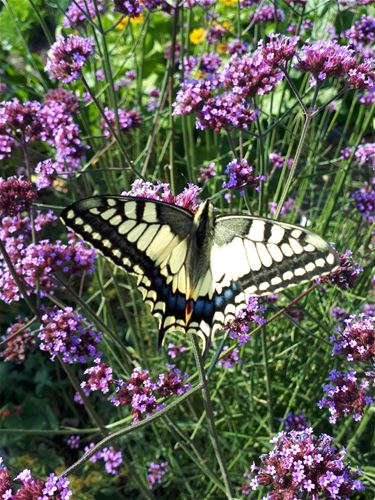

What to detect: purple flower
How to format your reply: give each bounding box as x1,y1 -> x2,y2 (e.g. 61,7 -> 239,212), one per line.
38,307 -> 103,364
167,343 -> 186,359
0,319 -> 35,363
63,0 -> 107,28
45,35 -> 94,84
0,177 -> 36,216
101,107 -> 143,137
354,142 -> 375,169
122,180 -> 202,213
319,249 -> 362,290
146,88 -> 160,112
67,435 -> 80,449
331,306 -> 349,323
352,182 -> 375,222
82,357 -> 114,394
225,297 -> 265,346
348,59 -> 375,90
173,80 -> 213,116
228,39 -> 248,56
223,159 -> 266,193
269,198 -> 296,217
331,313 -> 374,362
260,34 -> 299,67
156,365 -> 191,397
0,134 -> 14,160
344,15 -> 375,48
200,53 -> 222,73
242,428 -> 364,497
359,87 -> 375,105
218,346 -> 241,369
249,6 -> 285,25
100,447 -> 123,475
295,41 -> 357,84
198,162 -> 216,183
318,369 -> 372,423
113,0 -> 144,17
0,98 -> 42,142
35,159 -> 58,190
42,473 -> 73,498
147,461 -> 168,489
282,412 -> 310,431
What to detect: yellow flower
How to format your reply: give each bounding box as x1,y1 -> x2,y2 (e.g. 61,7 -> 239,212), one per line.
218,42 -> 228,54
116,13 -> 145,29
189,28 -> 206,45
222,21 -> 233,31
220,0 -> 237,5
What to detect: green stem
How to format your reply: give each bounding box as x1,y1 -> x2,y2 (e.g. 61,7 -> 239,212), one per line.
261,329 -> 273,434
188,332 -> 234,499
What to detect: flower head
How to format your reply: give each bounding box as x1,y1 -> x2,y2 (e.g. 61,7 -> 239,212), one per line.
331,313 -> 374,362
147,461 -> 168,489
260,34 -> 299,67
45,35 -> 94,84
319,249 -> 362,290
38,307 -> 103,363
282,412 -> 310,431
63,0 -> 107,28
101,107 -> 143,137
0,177 -> 36,217
223,159 -> 266,193
242,428 -> 364,497
352,182 -> 375,222
0,319 -> 35,363
225,297 -> 265,345
249,6 -> 285,25
318,370 -> 372,423
218,346 -> 241,369
190,28 -> 206,45
82,357 -> 114,394
113,0 -> 144,16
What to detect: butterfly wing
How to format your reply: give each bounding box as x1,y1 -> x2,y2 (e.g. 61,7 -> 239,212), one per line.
61,196 -> 194,345
187,215 -> 338,346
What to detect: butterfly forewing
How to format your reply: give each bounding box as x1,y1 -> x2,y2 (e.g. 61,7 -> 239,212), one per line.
61,196 -> 195,344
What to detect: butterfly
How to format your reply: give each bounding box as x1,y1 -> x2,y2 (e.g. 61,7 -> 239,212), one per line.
61,196 -> 338,354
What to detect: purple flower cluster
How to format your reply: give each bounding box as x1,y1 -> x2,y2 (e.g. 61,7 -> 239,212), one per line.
344,15 -> 375,49
225,297 -> 266,346
295,40 -> 375,89
0,134 -> 14,160
249,6 -> 285,25
355,142 -> 375,169
0,177 -> 36,216
63,0 -> 107,28
101,107 -> 143,137
228,39 -> 248,56
319,249 -> 363,290
269,198 -> 296,217
147,88 -> 160,112
0,461 -> 72,499
109,366 -> 190,423
223,159 -> 266,193
167,343 -> 186,359
331,306 -> 349,323
45,35 -> 94,84
269,151 -> 293,169
0,222 -> 96,303
218,346 -> 241,369
260,34 -> 299,68
0,319 -> 35,363
147,461 -> 168,489
352,182 -> 375,222
67,435 -> 80,449
38,307 -> 103,363
331,313 -> 374,362
82,357 -> 114,394
198,162 -> 216,183
122,179 -> 202,213
0,99 -> 42,143
242,428 -> 364,498
113,0 -> 144,17
318,369 -> 372,423
85,444 -> 123,474
282,412 -> 310,431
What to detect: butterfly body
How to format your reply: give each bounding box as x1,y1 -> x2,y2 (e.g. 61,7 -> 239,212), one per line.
61,196 -> 338,353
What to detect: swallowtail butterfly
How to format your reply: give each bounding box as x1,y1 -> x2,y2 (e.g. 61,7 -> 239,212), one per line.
61,197 -> 338,353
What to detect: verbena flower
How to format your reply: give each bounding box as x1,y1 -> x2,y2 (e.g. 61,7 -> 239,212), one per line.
113,0 -> 144,18
331,313 -> 374,362
0,134 -> 14,160
38,307 -> 103,363
344,15 -> 375,48
0,319 -> 35,363
82,357 -> 114,394
260,34 -> 299,68
249,5 -> 285,25
101,107 -> 143,137
122,180 -> 202,213
354,142 -> 375,169
45,35 -> 94,84
228,39 -> 248,56
100,447 -> 123,474
198,162 -> 216,183
318,369 -> 372,423
147,461 -> 168,489
319,249 -> 362,290
167,343 -> 186,359
146,88 -> 160,112
0,177 -> 36,217
269,198 -> 296,217
218,346 -> 241,369
63,0 -> 107,28
35,159 -> 58,190
359,88 -> 375,105
352,182 -> 375,222
282,412 -> 310,431
225,297 -> 265,346
242,428 -> 364,498
0,98 -> 42,142
67,435 -> 80,449
223,159 -> 266,193
330,306 -> 349,323
156,365 -> 191,397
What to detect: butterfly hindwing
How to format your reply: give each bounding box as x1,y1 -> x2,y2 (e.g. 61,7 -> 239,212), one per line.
61,196 -> 194,343
189,215 -> 339,343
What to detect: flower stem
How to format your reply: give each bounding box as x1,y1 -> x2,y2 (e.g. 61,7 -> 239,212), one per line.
188,331 -> 234,499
